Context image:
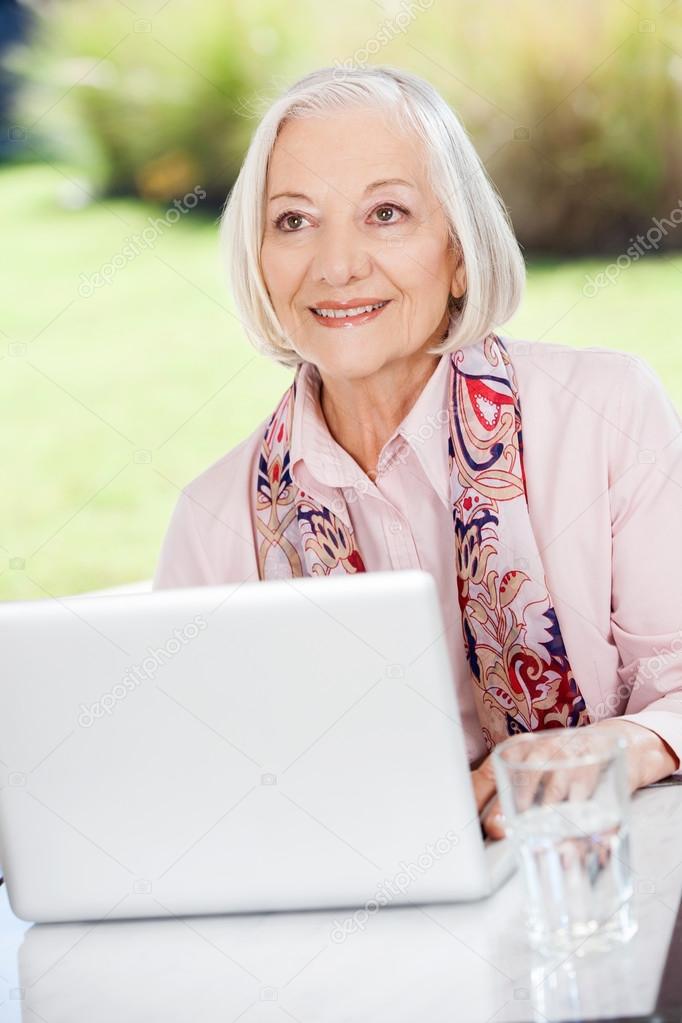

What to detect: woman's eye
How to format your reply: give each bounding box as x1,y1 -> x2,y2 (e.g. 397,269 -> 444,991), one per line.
274,213 -> 308,232
372,204 -> 408,224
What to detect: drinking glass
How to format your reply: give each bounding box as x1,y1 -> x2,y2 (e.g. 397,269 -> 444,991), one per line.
492,729 -> 637,955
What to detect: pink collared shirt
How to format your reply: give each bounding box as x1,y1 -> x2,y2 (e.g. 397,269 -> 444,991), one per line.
153,337 -> 682,770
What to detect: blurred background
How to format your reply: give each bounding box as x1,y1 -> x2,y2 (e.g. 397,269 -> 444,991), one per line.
1,0 -> 681,600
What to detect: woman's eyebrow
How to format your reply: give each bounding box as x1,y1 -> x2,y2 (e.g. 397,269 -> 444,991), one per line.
267,178 -> 417,204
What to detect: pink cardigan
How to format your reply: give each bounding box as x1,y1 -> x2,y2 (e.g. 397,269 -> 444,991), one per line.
153,337 -> 682,770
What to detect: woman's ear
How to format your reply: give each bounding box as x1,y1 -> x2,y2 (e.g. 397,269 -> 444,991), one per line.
451,253 -> 467,300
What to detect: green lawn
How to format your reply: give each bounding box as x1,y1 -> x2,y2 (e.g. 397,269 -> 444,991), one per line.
1,163 -> 681,601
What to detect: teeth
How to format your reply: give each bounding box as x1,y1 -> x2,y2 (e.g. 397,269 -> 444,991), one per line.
313,302 -> 386,318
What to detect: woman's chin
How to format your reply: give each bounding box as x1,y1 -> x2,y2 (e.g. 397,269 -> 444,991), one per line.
309,349 -> 392,382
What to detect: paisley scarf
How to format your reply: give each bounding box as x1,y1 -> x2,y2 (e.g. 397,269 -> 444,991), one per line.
255,332 -> 590,750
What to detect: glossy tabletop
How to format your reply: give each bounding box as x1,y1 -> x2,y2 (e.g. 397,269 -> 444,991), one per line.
0,785 -> 681,1023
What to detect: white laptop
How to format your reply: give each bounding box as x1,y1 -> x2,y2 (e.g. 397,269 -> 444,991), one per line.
0,569 -> 514,924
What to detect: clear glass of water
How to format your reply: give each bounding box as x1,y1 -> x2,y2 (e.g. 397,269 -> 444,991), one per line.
492,729 -> 638,955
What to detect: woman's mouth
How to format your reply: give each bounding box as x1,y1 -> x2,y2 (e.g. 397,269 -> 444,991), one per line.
309,300 -> 391,328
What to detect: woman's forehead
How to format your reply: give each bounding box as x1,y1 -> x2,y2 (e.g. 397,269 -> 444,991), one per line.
267,108 -> 427,198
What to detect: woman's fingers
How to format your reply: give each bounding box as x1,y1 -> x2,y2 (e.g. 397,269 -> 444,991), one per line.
566,760 -> 603,802
470,752 -> 497,815
469,721 -> 672,842
481,795 -> 506,839
515,730 -> 598,809
471,753 -> 507,839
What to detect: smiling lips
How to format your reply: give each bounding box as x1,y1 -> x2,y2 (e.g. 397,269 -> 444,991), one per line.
309,298 -> 391,328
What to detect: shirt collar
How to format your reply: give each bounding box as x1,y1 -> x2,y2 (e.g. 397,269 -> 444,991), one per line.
289,362 -> 355,527
289,352 -> 453,520
391,350 -> 452,509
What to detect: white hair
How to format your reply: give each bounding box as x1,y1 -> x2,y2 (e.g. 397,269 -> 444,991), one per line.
219,65 -> 526,369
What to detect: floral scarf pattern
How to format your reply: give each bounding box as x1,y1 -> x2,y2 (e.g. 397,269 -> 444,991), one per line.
255,333 -> 590,749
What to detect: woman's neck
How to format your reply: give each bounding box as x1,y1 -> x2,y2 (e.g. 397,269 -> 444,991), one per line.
318,347 -> 443,480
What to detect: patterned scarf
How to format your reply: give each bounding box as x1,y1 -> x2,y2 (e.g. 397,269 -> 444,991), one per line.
255,332 -> 590,751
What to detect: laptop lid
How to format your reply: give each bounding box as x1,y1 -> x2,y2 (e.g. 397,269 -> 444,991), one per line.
0,569 -> 493,922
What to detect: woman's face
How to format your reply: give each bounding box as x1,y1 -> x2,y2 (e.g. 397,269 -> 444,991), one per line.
260,105 -> 465,382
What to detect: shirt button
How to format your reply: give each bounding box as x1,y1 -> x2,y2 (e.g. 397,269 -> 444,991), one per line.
388,520 -> 403,533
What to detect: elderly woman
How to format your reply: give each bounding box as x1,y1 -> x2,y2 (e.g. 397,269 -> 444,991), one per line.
153,65 -> 682,838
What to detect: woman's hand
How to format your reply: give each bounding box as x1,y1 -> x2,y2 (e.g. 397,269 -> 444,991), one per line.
471,719 -> 680,841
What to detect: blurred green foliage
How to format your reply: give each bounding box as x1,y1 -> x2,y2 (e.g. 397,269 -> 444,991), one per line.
413,0 -> 682,253
5,0 -> 313,205
4,0 -> 682,252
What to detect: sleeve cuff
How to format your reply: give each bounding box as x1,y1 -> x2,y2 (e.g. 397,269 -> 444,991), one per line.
619,710 -> 682,775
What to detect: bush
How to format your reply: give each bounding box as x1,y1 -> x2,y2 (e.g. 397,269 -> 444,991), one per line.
391,0 -> 682,253
5,0 -> 310,206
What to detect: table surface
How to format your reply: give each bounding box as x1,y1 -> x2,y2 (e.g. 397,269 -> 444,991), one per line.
0,786 -> 680,1023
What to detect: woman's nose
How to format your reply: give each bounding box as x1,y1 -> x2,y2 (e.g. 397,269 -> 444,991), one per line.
310,221 -> 371,287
